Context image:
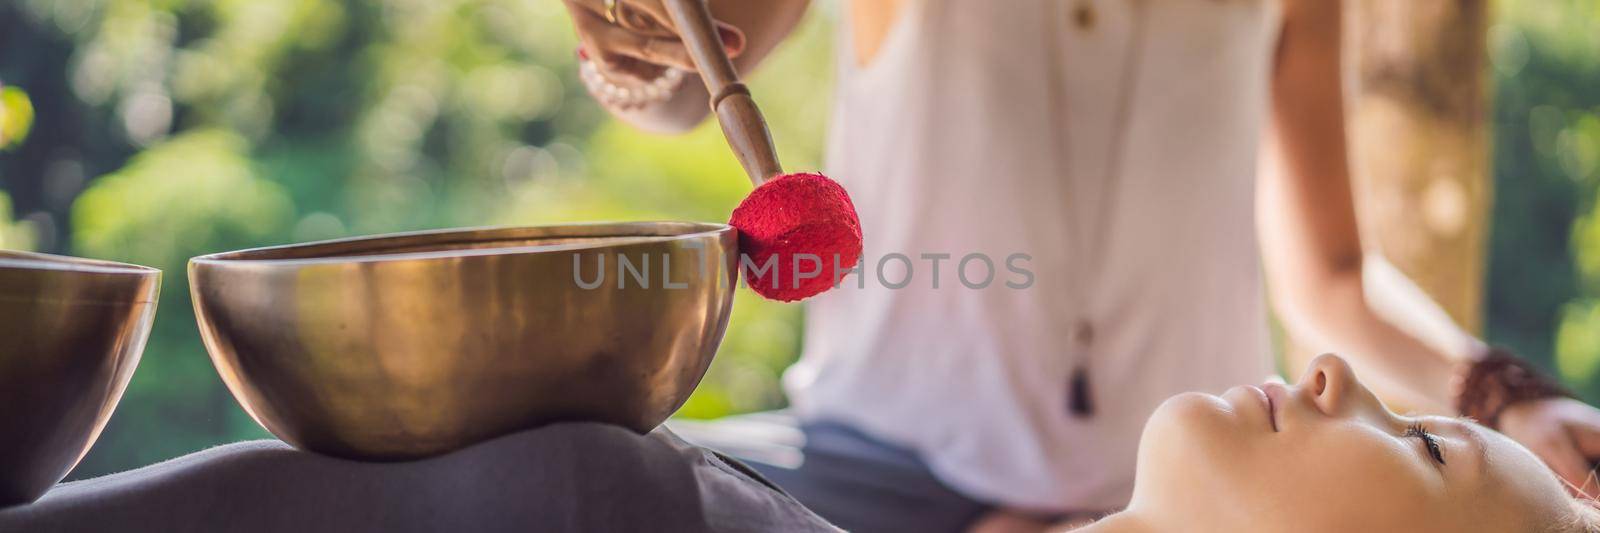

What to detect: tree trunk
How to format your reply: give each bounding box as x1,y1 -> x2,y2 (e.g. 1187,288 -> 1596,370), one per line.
1346,0 -> 1492,333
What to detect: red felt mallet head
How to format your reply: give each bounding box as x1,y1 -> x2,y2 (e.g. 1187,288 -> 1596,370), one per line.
664,0 -> 864,302
729,172 -> 862,301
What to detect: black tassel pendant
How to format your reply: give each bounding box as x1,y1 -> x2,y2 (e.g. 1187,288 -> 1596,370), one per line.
1069,366 -> 1095,417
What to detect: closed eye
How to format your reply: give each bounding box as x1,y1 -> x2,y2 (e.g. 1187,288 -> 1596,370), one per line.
1405,422 -> 1446,466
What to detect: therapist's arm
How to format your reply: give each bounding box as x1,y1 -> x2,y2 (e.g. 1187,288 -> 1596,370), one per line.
1259,0 -> 1600,493
1259,0 -> 1462,414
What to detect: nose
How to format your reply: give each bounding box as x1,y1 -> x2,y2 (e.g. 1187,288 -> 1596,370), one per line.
1298,353 -> 1383,419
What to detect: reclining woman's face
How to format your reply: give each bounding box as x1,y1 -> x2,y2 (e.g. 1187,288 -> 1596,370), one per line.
1130,353 -> 1582,532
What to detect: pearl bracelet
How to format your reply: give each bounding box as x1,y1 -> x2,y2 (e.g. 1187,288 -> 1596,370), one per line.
579,58 -> 686,109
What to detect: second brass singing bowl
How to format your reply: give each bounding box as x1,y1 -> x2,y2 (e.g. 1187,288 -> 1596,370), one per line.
0,251 -> 159,506
190,222 -> 738,461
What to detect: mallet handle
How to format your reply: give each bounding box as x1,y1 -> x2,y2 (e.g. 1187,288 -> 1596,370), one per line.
663,0 -> 783,185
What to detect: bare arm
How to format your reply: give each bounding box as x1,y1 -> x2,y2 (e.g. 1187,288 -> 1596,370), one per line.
1258,0 -> 1476,415
564,0 -> 811,133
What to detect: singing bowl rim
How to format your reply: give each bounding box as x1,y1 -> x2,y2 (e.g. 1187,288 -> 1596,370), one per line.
189,221 -> 734,266
0,250 -> 161,303
0,250 -> 159,273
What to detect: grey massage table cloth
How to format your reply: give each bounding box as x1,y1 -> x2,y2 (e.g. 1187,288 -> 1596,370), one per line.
0,423 -> 840,532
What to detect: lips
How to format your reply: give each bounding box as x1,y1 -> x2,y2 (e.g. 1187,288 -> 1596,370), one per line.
1259,382 -> 1287,433
1239,385 -> 1276,432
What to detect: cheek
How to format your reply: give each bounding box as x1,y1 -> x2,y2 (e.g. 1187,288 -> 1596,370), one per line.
1136,408 -> 1456,531
1245,425 -> 1451,531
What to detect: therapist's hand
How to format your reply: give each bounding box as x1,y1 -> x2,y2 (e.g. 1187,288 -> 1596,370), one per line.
560,0 -> 746,82
1498,397 -> 1600,498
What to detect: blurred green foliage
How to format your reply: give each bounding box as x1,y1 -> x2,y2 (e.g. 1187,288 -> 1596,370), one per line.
0,0 -> 1596,479
0,86 -> 34,149
0,192 -> 36,250
1,82 -> 40,248
1485,0 -> 1600,396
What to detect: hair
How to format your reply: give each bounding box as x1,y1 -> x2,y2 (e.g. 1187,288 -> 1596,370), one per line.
1558,499 -> 1600,533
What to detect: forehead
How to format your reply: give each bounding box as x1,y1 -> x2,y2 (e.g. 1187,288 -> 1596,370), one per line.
1480,426 -> 1557,490
1468,424 -> 1571,528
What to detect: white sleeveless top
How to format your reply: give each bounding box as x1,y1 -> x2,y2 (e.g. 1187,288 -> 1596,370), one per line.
784,0 -> 1284,512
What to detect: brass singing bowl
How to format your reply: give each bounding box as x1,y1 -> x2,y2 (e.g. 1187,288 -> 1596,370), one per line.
0,251 -> 159,506
190,222 -> 739,461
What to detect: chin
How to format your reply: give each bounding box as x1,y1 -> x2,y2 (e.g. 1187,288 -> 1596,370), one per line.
1148,392 -> 1233,432
1133,391 -> 1252,512
1139,392 -> 1235,460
